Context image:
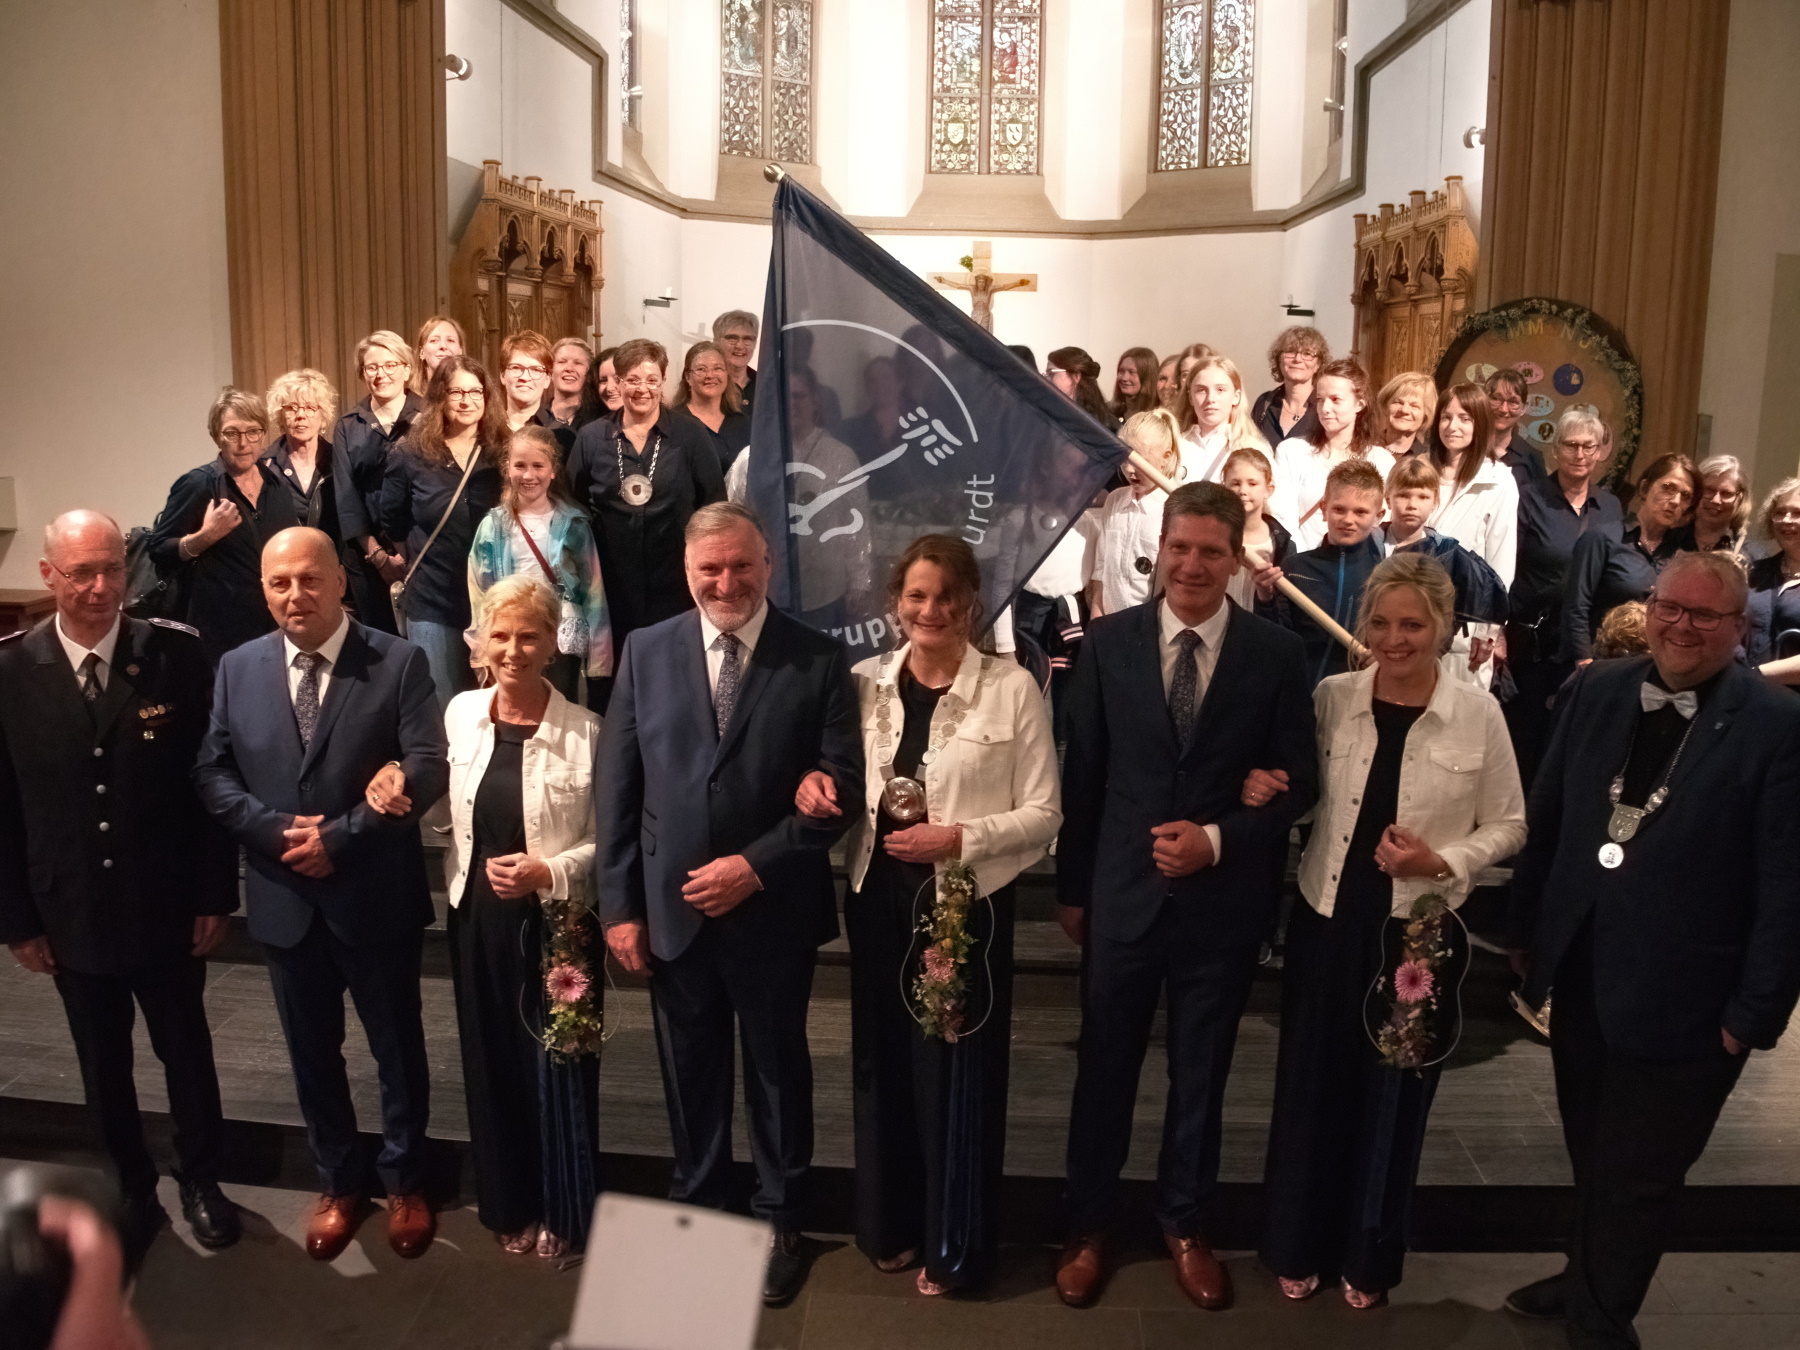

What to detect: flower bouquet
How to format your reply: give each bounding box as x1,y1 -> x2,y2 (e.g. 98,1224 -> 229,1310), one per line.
541,891 -> 605,1060
1363,892 -> 1470,1071
908,861 -> 988,1043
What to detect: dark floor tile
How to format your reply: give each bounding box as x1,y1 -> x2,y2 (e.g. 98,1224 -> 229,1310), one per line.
797,1291 -> 1143,1350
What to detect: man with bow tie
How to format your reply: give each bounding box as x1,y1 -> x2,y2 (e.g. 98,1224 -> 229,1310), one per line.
1506,550 -> 1800,1349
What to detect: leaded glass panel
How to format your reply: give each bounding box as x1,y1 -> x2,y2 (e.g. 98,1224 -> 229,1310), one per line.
1156,0 -> 1254,172
931,0 -> 1041,174
720,0 -> 813,163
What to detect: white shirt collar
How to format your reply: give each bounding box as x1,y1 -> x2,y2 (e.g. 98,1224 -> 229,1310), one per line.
699,598 -> 770,655
1159,594 -> 1231,651
283,612 -> 351,670
55,614 -> 122,675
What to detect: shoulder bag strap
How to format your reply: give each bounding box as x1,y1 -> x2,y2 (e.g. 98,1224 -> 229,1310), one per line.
512,508 -> 565,596
401,446 -> 483,590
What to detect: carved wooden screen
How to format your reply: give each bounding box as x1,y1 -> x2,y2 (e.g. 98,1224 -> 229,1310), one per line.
450,162 -> 604,371
1350,177 -> 1478,391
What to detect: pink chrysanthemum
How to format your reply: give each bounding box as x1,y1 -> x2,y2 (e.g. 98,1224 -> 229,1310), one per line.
546,963 -> 590,1004
1393,960 -> 1435,1004
923,944 -> 956,983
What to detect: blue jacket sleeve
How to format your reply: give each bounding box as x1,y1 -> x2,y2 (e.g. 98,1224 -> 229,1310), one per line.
1214,631 -> 1319,860
1054,636 -> 1108,909
191,658 -> 292,859
332,417 -> 373,542
317,644 -> 450,863
595,633 -> 646,927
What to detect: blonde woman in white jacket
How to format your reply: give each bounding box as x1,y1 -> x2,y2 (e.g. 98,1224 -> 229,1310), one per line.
370,574 -> 602,1259
1240,553 -> 1525,1310
796,534 -> 1061,1297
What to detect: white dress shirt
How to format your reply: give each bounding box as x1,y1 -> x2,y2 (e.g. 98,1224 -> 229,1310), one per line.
283,613 -> 351,707
1093,486 -> 1168,614
56,615 -> 122,690
1157,597 -> 1231,862
698,599 -> 769,696
1429,458 -> 1520,690
1179,426 -> 1231,484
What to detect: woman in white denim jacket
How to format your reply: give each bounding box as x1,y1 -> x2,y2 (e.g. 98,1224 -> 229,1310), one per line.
796,534 -> 1061,1298
1244,552 -> 1525,1310
373,575 -> 602,1259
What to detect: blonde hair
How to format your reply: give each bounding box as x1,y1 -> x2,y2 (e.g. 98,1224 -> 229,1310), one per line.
1374,371 -> 1438,444
1177,356 -> 1270,458
500,426 -> 573,512
1221,445 -> 1273,485
1695,454 -> 1751,539
266,368 -> 338,432
1385,453 -> 1441,497
207,387 -> 270,442
1120,408 -> 1183,482
474,574 -> 561,668
1757,476 -> 1800,541
356,330 -> 415,375
411,315 -> 467,393
1354,552 -> 1456,654
1593,602 -> 1650,659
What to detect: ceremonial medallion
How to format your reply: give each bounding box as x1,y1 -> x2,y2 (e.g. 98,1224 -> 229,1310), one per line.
620,473 -> 654,506
1606,805 -> 1645,844
1134,556 -> 1153,575
1599,842 -> 1624,869
881,776 -> 926,823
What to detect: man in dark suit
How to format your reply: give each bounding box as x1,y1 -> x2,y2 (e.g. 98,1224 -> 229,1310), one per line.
1506,551 -> 1800,1349
596,501 -> 861,1306
193,526 -> 448,1262
1054,482 -> 1319,1311
0,510 -> 240,1260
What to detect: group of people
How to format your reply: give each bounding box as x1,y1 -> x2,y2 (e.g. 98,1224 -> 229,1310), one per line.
1,307 -> 1796,1350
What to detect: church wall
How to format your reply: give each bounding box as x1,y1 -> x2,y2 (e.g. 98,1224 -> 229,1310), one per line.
0,0 -> 233,588
1696,0 -> 1800,494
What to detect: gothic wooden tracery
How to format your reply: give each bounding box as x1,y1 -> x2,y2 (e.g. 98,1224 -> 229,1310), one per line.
1351,177 -> 1478,391
1155,0 -> 1255,171
721,0 -> 814,163
930,0 -> 1042,175
450,161 -> 604,371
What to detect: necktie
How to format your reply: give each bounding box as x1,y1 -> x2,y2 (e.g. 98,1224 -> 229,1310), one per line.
714,632 -> 742,735
1640,682 -> 1697,719
294,651 -> 325,746
1169,628 -> 1202,744
77,653 -> 102,703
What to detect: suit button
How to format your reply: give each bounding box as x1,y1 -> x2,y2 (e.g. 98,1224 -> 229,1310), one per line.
95,784 -> 106,794
98,822 -> 110,832
92,747 -> 104,758
102,859 -> 114,869
711,782 -> 721,793
300,781 -> 312,792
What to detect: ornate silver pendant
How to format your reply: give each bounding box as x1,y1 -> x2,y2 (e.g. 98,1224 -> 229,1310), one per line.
1598,842 -> 1624,869
1606,804 -> 1645,844
620,473 -> 654,506
881,776 -> 926,823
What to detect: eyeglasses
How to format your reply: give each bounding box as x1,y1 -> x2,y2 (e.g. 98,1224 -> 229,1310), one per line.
48,561 -> 126,591
620,378 -> 662,393
217,428 -> 265,443
1772,508 -> 1800,524
1646,598 -> 1742,631
1557,439 -> 1605,458
363,360 -> 407,377
445,388 -> 486,403
503,364 -> 549,379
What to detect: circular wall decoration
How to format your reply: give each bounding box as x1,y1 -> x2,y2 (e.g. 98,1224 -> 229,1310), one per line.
1434,298 -> 1643,489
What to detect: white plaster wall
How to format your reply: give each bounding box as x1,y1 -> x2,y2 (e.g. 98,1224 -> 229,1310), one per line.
0,0 -> 232,587
1696,0 -> 1800,491
817,0 -> 927,217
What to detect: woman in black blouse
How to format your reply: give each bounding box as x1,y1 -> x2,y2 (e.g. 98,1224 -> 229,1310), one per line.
381,355 -> 506,710
667,340 -> 749,475
262,368 -> 340,550
148,388 -> 301,665
332,330 -> 422,633
1251,326 -> 1328,451
1559,453 -> 1697,664
564,338 -> 726,698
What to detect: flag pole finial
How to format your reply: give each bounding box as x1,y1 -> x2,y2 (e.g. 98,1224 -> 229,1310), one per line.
763,162 -> 786,184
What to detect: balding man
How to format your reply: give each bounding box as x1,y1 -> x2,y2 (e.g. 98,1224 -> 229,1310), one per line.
0,511 -> 239,1261
193,526 -> 448,1262
1506,551 -> 1800,1348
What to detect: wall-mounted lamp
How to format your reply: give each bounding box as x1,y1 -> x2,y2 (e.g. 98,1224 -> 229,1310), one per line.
1280,297 -> 1315,318
444,54 -> 471,80
642,287 -> 676,312
1463,125 -> 1486,148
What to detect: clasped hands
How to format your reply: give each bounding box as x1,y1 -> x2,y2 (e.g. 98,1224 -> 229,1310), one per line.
281,763 -> 418,878
795,769 -> 961,863
601,854 -> 763,978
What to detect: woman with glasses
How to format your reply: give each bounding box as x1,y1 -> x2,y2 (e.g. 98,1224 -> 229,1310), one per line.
1046,348 -> 1114,426
565,339 -> 726,706
1560,453 -> 1698,666
1505,406 -> 1622,782
1485,369 -> 1547,489
1746,478 -> 1800,671
1691,455 -> 1751,557
262,368 -> 341,552
498,331 -> 555,435
668,340 -> 750,476
148,388 -> 301,665
333,330 -> 422,633
381,356 -> 507,709
1251,326 -> 1329,453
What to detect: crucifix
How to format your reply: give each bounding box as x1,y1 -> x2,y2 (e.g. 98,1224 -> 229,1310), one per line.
928,240 -> 1037,333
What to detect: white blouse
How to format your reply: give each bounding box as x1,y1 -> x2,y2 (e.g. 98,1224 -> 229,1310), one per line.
1268,438 -> 1397,551
1091,486 -> 1167,614
1429,456 -> 1520,587
442,684 -> 601,907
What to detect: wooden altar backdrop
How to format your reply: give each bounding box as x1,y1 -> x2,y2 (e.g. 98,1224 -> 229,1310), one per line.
451,161 -> 604,371
1351,176 -> 1479,393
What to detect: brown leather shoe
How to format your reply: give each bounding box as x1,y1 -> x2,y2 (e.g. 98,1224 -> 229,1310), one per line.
387,1193 -> 436,1259
1165,1232 -> 1232,1310
305,1194 -> 364,1261
1055,1234 -> 1107,1308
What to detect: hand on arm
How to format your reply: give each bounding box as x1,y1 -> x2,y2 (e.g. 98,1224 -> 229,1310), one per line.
795,769 -> 841,820
681,855 -> 761,917
1240,767 -> 1290,808
1150,820 -> 1215,877
365,763 -> 412,817
280,815 -> 335,878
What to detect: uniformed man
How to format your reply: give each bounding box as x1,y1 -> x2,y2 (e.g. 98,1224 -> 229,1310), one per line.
0,510 -> 241,1259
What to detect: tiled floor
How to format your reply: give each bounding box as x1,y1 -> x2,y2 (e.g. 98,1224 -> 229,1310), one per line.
106,1169 -> 1800,1349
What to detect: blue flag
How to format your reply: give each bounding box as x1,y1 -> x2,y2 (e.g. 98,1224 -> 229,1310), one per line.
748,176 -> 1126,651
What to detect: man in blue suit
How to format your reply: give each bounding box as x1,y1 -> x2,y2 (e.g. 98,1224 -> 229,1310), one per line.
193,526 -> 448,1262
1054,482 -> 1319,1311
1505,551 -> 1800,1349
597,502 -> 862,1307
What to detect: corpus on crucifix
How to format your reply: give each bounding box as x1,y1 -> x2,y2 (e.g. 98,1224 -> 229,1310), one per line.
928,240 -> 1037,333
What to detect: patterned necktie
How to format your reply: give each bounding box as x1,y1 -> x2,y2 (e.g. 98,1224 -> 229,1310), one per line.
1169,628 -> 1203,745
294,651 -> 325,747
77,652 -> 102,703
713,632 -> 742,736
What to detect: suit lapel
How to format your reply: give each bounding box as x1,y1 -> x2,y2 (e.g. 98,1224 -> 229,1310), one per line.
713,611 -> 780,769
1124,601 -> 1178,750
24,621 -> 95,735
1661,665 -> 1749,803
298,623 -> 365,778
678,613 -> 717,748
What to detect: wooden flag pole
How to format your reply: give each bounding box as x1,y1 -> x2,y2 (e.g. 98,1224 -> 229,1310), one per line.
1124,450 -> 1368,661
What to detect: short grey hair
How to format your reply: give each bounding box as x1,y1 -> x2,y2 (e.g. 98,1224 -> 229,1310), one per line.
1555,403 -> 1608,447
207,386 -> 270,442
711,309 -> 759,339
684,500 -> 766,545
1655,550 -> 1749,612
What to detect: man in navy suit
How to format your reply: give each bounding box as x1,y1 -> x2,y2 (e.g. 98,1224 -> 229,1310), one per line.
1505,551 -> 1800,1349
193,526 -> 448,1262
596,502 -> 862,1307
1054,482 -> 1318,1311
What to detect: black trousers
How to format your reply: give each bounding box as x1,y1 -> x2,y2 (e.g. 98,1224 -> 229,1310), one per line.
648,923 -> 817,1230
1503,650 -> 1571,792
1065,901 -> 1262,1238
343,550 -> 398,634
53,955 -> 226,1200
1552,934 -> 1746,1349
263,915 -> 431,1197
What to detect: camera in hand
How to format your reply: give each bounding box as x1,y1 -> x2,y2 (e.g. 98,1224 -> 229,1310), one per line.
0,1164 -> 124,1350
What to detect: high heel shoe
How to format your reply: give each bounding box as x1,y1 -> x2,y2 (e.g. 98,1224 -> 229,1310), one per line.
1279,1274 -> 1321,1300
916,1268 -> 948,1297
537,1228 -> 569,1260
1342,1280 -> 1388,1309
500,1225 -> 539,1255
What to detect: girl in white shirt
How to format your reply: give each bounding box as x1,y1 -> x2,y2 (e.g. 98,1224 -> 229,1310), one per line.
1220,446 -> 1294,609
1177,355 -> 1270,485
1426,383 -> 1519,686
1087,409 -> 1184,617
1269,360 -> 1396,551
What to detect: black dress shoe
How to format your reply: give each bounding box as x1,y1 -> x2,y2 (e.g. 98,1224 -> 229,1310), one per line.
178,1179 -> 242,1249
1504,1271 -> 1567,1319
763,1230 -> 809,1308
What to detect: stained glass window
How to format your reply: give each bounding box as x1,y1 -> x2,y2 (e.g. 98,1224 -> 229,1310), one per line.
720,0 -> 814,164
620,0 -> 640,132
930,0 -> 1042,175
1155,0 -> 1254,170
